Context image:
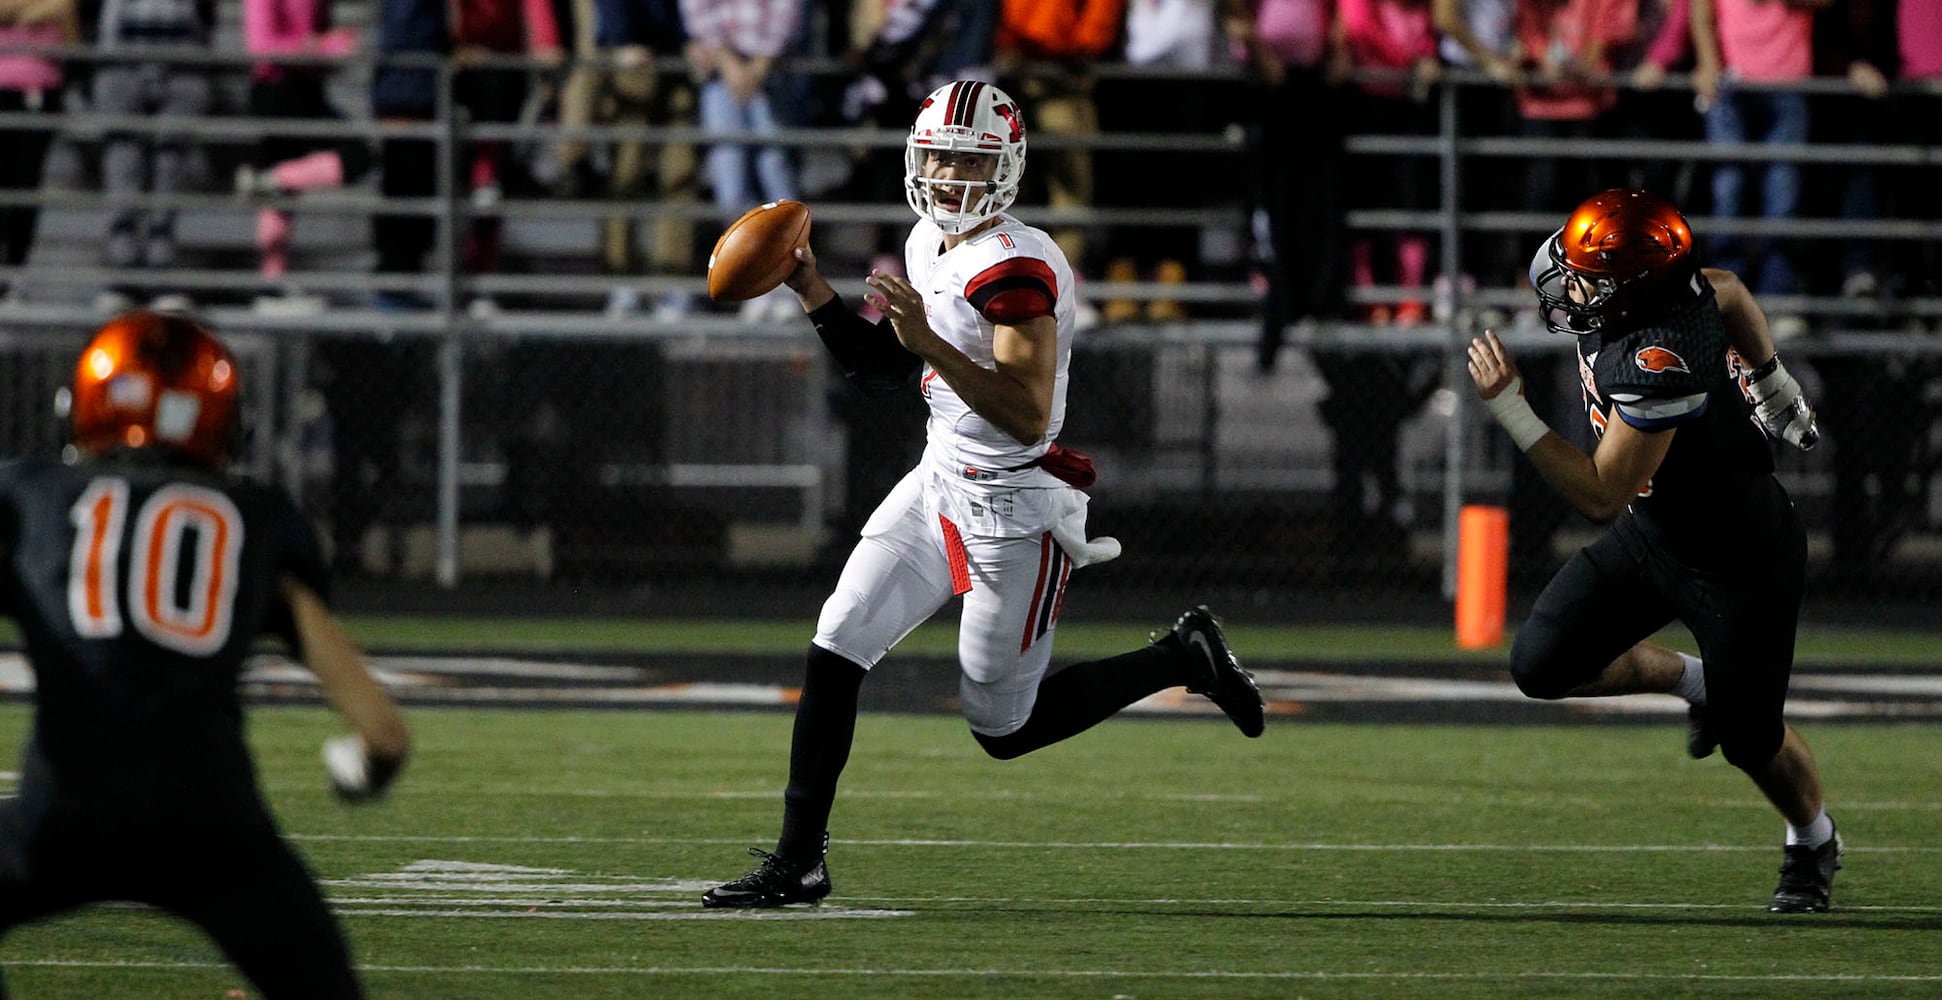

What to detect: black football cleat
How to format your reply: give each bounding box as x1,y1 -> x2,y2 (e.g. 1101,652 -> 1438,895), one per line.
702,835 -> 832,909
1168,605 -> 1265,738
1686,704 -> 1718,759
1769,826 -> 1843,914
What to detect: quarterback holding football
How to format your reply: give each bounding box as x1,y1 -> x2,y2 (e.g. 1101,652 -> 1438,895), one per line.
703,81 -> 1266,908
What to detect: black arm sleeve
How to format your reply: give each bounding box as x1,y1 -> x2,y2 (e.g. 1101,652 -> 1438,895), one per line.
809,295 -> 922,397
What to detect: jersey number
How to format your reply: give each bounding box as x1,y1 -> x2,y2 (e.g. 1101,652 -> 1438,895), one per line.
68,478 -> 244,655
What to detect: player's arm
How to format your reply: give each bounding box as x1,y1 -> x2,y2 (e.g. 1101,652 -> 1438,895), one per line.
787,245 -> 921,396
1432,0 -> 1516,81
1527,414 -> 1675,523
1469,331 -> 1673,522
952,314 -> 1058,445
281,575 -> 410,801
1690,0 -> 1724,102
1706,267 -> 1820,449
867,269 -> 1057,445
1706,267 -> 1777,368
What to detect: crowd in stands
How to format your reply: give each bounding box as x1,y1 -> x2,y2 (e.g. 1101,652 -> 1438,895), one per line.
0,0 -> 1933,329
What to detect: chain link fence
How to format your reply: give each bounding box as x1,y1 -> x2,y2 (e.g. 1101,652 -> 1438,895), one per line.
1,43 -> 1939,612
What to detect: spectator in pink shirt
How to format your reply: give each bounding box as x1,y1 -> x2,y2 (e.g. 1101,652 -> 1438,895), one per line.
1227,0 -> 1351,371
1323,0 -> 1445,578
236,0 -> 373,314
1510,0 -> 1636,218
1691,0 -> 1830,313
1331,0 -> 1441,325
0,0 -> 74,294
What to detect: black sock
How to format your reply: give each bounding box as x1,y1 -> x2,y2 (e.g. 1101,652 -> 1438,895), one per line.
974,640 -> 1192,761
777,645 -> 867,860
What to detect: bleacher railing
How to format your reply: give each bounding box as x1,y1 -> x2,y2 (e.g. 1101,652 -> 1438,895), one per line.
0,43 -> 1934,602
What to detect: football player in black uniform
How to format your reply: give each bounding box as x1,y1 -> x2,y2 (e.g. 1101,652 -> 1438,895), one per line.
1467,190 -> 1839,913
0,311 -> 410,997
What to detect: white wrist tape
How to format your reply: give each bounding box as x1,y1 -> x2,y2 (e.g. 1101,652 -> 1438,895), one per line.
1484,376 -> 1550,451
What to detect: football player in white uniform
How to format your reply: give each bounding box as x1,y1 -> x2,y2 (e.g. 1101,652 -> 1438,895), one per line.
704,81 -> 1266,909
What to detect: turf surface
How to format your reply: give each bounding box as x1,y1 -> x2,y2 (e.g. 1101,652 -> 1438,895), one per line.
2,706 -> 1937,998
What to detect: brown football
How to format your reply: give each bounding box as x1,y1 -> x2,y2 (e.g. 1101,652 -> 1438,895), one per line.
707,200 -> 812,301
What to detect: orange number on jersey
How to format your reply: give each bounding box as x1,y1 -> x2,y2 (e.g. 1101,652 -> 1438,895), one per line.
66,479 -> 245,656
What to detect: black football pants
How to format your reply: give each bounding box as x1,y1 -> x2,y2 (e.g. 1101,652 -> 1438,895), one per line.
1510,508 -> 1807,769
0,791 -> 361,999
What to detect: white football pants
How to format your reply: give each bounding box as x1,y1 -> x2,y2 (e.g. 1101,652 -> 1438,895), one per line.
814,466 -> 1075,736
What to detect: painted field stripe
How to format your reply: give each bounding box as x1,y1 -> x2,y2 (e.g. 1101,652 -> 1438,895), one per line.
7,960 -> 1942,982
408,789 -> 1266,803
286,834 -> 1942,853
332,907 -> 914,920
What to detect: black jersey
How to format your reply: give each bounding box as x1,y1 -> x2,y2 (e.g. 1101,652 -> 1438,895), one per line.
1573,274 -> 1790,568
0,453 -> 329,809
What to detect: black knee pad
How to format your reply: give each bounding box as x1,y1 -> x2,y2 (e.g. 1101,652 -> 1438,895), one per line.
1718,716 -> 1786,771
1508,626 -> 1576,700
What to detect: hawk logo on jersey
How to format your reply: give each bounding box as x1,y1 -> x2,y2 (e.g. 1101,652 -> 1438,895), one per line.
1634,346 -> 1690,375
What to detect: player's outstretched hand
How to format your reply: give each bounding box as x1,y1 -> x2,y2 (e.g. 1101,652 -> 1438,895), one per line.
324,735 -> 404,804
864,268 -> 936,354
1467,330 -> 1522,400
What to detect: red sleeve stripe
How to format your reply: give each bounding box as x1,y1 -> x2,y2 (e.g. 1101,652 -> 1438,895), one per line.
965,257 -> 1057,321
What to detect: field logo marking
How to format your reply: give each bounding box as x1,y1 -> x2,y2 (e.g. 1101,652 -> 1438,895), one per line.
323,860 -> 911,921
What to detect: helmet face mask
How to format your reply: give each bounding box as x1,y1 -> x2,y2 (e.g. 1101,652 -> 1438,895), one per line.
1530,189 -> 1697,336
1531,230 -> 1620,335
904,80 -> 1026,235
68,310 -> 240,472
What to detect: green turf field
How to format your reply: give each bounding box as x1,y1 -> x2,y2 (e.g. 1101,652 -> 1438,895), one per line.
2,706 -> 1937,998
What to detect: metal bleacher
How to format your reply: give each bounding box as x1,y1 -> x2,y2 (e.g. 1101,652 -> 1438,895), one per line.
1,12 -> 1939,597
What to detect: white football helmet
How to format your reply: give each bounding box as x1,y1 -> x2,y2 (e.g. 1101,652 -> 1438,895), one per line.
904,80 -> 1026,235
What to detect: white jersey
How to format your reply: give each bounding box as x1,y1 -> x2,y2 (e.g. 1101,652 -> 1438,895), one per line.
903,214 -> 1076,491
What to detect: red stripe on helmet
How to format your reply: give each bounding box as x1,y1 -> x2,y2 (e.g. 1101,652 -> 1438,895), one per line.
957,82 -> 985,126
942,81 -> 964,128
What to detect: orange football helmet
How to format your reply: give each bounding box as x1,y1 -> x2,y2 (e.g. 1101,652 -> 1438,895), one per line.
68,310 -> 239,471
1531,189 -> 1698,335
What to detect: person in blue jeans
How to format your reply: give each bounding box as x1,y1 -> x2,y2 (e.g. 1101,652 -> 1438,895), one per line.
1702,83 -> 1807,297
1691,0 -> 1824,309
680,0 -> 801,215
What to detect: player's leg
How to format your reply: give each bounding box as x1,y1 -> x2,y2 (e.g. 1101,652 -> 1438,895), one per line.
1676,515 -> 1836,910
162,829 -> 362,999
0,797 -> 91,951
704,470 -> 953,908
958,532 -> 1258,759
1508,528 -> 1678,700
